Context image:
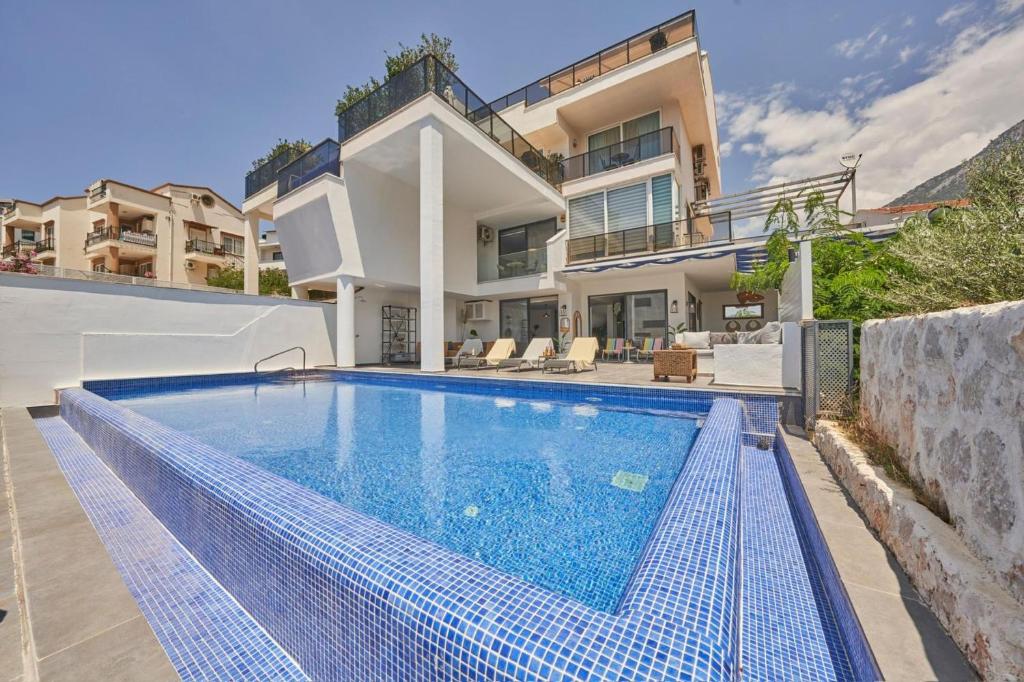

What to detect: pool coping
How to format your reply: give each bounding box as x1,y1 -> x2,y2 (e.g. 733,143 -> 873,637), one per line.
63,378 -> 754,679
0,406 -> 178,681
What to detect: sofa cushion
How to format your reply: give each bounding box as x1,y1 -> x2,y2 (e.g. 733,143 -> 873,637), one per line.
680,331 -> 711,349
708,332 -> 737,346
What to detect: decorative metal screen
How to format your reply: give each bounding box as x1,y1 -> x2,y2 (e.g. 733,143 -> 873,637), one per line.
802,320 -> 854,428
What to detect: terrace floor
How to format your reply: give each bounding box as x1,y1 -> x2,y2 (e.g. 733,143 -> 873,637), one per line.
338,360 -> 801,397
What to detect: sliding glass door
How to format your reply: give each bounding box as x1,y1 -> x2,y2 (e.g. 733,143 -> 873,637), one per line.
588,290 -> 667,348
499,296 -> 559,351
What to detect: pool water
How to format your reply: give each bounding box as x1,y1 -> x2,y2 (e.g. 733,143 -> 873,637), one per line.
114,377 -> 699,612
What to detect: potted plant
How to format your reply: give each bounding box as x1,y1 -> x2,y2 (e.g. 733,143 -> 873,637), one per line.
650,30 -> 668,52
736,291 -> 764,304
666,322 -> 687,347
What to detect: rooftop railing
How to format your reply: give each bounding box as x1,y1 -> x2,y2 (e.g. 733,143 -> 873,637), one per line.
245,146 -> 307,198
565,213 -> 731,264
489,10 -> 697,110
337,55 -> 563,189
276,139 -> 341,197
561,127 -> 676,182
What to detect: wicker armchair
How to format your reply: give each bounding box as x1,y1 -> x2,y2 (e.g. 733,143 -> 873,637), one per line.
652,349 -> 697,383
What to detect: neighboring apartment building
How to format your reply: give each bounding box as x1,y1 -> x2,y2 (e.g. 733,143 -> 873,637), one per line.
2,181 -> 245,284
240,10 -> 842,370
259,229 -> 287,270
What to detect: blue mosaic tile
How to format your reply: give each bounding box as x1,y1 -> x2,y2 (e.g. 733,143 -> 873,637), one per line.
33,416 -> 307,681
58,370 -> 872,681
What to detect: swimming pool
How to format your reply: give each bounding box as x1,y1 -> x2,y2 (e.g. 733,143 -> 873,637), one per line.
60,370 -> 877,680
114,377 -> 700,612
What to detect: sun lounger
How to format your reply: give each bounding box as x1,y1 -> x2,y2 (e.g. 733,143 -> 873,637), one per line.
447,338 -> 483,367
459,338 -> 515,369
543,337 -> 599,373
497,337 -> 553,372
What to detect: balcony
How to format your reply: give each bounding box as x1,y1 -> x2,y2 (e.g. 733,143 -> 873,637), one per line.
489,11 -> 696,110
245,146 -> 308,199
496,246 -> 548,280
565,216 -> 732,264
276,139 -> 341,197
2,240 -> 37,258
34,237 -> 55,254
562,127 -> 676,182
337,55 -> 563,190
84,227 -> 158,254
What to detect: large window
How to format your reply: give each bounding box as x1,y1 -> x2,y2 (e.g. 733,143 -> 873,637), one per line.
586,112 -> 662,175
497,218 -> 556,279
567,174 -> 676,261
499,296 -> 559,351
588,290 -> 667,347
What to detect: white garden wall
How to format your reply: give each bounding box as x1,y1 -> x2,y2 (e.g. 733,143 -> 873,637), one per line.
860,300 -> 1024,605
0,272 -> 336,407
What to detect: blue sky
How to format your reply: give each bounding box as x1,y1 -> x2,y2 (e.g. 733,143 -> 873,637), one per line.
2,0 -> 1023,209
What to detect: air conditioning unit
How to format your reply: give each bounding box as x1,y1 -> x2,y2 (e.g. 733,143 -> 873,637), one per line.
477,225 -> 494,243
190,193 -> 202,204
465,301 -> 490,321
692,144 -> 705,162
184,260 -> 196,271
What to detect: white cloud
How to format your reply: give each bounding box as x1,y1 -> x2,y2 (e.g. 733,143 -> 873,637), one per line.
903,16 -> 916,28
937,2 -> 975,26
718,17 -> 1024,209
833,26 -> 891,59
898,45 -> 919,64
997,0 -> 1024,13
719,141 -> 734,158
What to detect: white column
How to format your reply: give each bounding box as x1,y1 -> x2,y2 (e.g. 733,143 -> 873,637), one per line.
291,285 -> 309,300
243,212 -> 260,295
336,275 -> 356,367
798,239 -> 813,321
419,121 -> 445,372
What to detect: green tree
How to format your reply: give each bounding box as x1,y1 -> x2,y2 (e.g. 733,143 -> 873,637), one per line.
879,139 -> 1024,313
205,266 -> 293,297
250,138 -> 311,171
335,33 -> 458,116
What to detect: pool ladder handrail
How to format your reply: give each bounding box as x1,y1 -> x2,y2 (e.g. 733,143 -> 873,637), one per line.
254,346 -> 306,374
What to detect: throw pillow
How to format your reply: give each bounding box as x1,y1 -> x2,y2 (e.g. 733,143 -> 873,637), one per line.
680,331 -> 711,349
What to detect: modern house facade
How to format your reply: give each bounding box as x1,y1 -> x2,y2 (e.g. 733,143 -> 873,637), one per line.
2,181 -> 246,284
241,10 -> 816,373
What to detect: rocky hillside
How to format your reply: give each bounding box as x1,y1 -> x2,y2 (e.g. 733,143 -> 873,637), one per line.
886,118 -> 1024,206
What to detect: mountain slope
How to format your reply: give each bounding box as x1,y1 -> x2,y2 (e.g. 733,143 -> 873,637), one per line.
886,118 -> 1024,206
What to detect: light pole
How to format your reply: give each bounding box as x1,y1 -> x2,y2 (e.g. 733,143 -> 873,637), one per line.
840,153 -> 863,217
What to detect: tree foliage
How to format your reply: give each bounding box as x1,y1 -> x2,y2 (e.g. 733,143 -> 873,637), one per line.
205,266 -> 293,297
335,33 -> 458,116
878,139 -> 1024,313
250,138 -> 312,171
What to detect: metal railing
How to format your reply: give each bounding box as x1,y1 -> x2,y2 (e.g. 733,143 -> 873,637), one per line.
497,246 -> 548,279
245,147 -> 308,198
562,127 -> 675,182
2,240 -> 36,257
2,264 -> 243,294
565,216 -> 733,263
34,237 -> 55,252
184,239 -> 224,256
89,184 -> 107,201
254,346 -> 306,374
276,139 -> 341,197
85,227 -> 158,249
337,55 -> 563,189
489,10 -> 697,110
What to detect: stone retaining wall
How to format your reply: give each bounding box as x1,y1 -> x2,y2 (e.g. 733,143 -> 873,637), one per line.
859,301 -> 1024,605
814,424 -> 1024,679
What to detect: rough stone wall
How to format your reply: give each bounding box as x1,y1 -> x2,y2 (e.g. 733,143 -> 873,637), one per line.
859,300 -> 1024,605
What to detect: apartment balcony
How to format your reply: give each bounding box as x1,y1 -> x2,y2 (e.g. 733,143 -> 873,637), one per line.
2,240 -> 37,258
478,245 -> 549,283
489,11 -> 696,110
184,238 -> 230,265
33,237 -> 55,255
565,217 -> 732,265
562,127 -> 677,183
1,201 -> 43,228
245,147 -> 308,199
84,227 -> 158,257
276,139 -> 341,198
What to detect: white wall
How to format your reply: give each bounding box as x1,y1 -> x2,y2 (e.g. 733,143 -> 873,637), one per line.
0,273 -> 335,407
779,240 -> 813,323
698,289 -> 779,332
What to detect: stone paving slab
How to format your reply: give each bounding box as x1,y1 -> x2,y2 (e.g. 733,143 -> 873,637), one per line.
0,407 -> 176,680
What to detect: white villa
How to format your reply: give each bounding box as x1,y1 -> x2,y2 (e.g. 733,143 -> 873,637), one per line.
238,11 -> 853,385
